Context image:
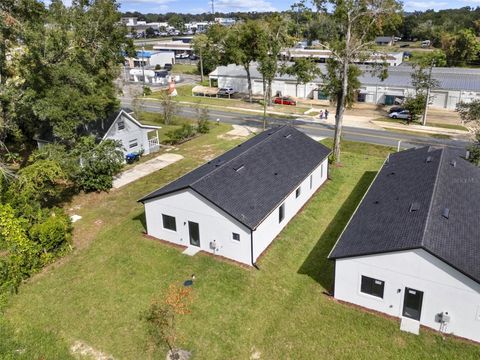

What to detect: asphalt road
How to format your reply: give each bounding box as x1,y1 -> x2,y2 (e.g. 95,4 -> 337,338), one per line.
122,98 -> 470,151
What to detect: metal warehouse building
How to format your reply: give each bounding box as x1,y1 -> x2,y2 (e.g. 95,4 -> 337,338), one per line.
209,64 -> 480,110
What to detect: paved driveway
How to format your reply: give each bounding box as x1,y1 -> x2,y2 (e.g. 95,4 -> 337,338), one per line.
113,153 -> 183,189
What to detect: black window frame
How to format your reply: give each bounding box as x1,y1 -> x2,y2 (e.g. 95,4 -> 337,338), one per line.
279,203 -> 285,223
360,275 -> 385,299
129,139 -> 138,148
232,232 -> 240,241
162,214 -> 177,231
296,187 -> 301,198
118,121 -> 125,130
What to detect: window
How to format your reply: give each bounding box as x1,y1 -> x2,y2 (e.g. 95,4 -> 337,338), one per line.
360,276 -> 385,298
162,214 -> 176,231
118,121 -> 125,130
279,203 -> 285,223
296,187 -> 301,198
129,139 -> 138,148
321,162 -> 324,178
310,174 -> 313,189
232,232 -> 240,241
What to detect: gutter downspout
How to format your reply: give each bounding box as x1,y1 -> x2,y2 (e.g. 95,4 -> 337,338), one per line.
250,230 -> 259,270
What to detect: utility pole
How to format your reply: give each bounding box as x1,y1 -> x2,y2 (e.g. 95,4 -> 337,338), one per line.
199,46 -> 204,83
141,45 -> 146,95
422,60 -> 435,126
211,0 -> 215,16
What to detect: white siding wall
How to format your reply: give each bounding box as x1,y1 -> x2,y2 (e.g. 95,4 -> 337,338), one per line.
144,189 -> 252,265
252,159 -> 328,262
214,74 -> 480,109
334,249 -> 480,342
104,114 -> 151,155
150,52 -> 175,67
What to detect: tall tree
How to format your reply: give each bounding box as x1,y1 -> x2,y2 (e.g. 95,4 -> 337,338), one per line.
257,14 -> 294,109
224,20 -> 263,103
13,0 -> 130,144
441,29 -> 480,67
281,58 -> 322,98
313,0 -> 402,163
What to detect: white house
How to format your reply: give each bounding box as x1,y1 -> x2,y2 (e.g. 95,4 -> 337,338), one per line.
139,125 -> 331,266
35,109 -> 161,156
329,146 -> 480,343
125,50 -> 175,68
209,64 -> 480,109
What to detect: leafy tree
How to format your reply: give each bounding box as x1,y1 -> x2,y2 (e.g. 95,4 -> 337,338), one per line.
142,284 -> 193,358
167,14 -> 185,32
224,20 -> 263,103
196,107 -> 210,134
257,14 -> 294,125
71,136 -> 124,192
158,91 -> 177,125
403,64 -> 439,125
457,100 -> 480,165
6,159 -> 67,218
411,50 -> 447,68
312,0 -> 402,163
322,59 -> 361,110
281,58 -> 322,98
11,0 -> 130,144
192,25 -> 229,76
442,29 -> 480,67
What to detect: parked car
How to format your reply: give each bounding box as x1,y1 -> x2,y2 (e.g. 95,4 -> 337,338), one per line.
218,88 -> 235,96
189,54 -> 198,60
274,96 -> 297,106
164,63 -> 172,71
388,106 -> 405,114
389,110 -> 411,120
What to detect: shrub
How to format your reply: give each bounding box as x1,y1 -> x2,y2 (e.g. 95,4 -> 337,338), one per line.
143,86 -> 152,96
29,209 -> 72,256
165,124 -> 196,144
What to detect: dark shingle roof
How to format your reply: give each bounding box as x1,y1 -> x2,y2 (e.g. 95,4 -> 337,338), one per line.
139,125 -> 331,230
329,146 -> 480,284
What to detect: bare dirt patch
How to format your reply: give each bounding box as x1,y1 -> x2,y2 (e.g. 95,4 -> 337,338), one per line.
71,341 -> 114,360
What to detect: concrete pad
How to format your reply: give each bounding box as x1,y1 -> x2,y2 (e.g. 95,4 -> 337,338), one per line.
182,247 -> 201,256
400,317 -> 420,335
113,153 -> 183,188
308,134 -> 326,142
223,125 -> 257,138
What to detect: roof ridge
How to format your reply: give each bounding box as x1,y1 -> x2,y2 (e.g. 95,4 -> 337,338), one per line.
420,147 -> 446,247
190,125 -> 288,187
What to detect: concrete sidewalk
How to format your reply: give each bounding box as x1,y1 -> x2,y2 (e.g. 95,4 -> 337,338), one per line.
113,153 -> 183,189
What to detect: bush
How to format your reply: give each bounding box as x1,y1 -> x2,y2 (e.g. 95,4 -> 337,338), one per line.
143,86 -> 152,96
165,124 -> 196,144
71,137 -> 124,192
29,209 -> 72,256
196,107 -> 210,134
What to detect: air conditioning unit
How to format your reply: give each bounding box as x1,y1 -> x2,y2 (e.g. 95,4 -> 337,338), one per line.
438,311 -> 451,323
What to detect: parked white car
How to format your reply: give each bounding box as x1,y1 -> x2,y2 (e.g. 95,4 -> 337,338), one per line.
389,110 -> 411,120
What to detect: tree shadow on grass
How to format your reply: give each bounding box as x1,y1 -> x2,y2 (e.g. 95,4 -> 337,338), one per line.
298,171 -> 378,292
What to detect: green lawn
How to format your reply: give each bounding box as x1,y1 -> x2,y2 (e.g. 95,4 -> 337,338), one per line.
2,127 -> 480,359
150,85 -> 310,116
375,117 -> 468,132
172,64 -> 199,75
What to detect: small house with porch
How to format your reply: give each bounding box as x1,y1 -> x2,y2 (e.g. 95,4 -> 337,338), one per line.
35,109 -> 161,156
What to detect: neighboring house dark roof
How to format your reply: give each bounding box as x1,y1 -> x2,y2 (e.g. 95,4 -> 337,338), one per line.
375,36 -> 394,43
329,146 -> 480,284
139,125 -> 331,230
34,109 -> 158,143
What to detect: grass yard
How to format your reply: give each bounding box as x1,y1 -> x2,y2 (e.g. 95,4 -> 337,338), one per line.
150,85 -> 311,116
171,64 -> 199,75
1,126 -> 480,359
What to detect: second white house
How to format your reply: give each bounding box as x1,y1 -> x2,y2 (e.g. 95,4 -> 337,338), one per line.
139,125 -> 331,266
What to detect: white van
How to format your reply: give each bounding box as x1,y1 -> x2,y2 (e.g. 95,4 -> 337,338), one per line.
421,40 -> 431,48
